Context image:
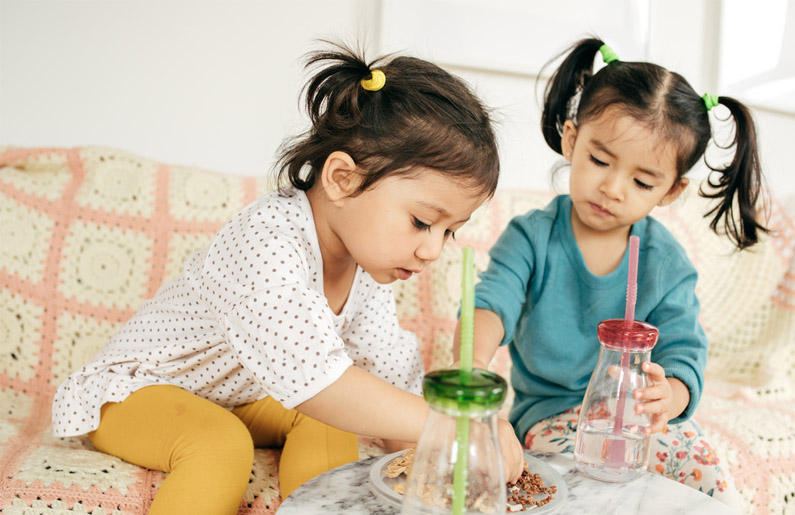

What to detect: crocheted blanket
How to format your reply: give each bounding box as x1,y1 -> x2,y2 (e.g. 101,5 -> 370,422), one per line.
0,147 -> 793,514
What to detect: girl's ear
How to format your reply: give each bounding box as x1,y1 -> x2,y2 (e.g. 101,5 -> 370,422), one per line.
660,177 -> 690,206
561,120 -> 578,161
320,151 -> 361,205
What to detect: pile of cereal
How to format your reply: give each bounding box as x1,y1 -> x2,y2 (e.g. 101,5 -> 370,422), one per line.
384,448 -> 556,513
384,447 -> 415,494
506,468 -> 557,512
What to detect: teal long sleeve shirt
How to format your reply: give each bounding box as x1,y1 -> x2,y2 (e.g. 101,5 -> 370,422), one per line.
474,195 -> 708,441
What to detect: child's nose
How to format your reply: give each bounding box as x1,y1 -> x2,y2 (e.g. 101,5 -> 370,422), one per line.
600,172 -> 625,201
415,233 -> 445,263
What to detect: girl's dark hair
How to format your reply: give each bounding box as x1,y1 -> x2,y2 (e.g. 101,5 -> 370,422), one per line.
276,41 -> 499,198
541,37 -> 767,250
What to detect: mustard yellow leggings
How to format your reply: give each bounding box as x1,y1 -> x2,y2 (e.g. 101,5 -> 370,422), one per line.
89,385 -> 358,515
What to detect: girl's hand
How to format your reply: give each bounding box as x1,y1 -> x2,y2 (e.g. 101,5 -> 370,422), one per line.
497,418 -> 525,483
633,362 -> 690,434
431,414 -> 523,483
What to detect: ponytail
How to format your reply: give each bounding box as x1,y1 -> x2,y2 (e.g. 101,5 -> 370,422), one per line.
541,38 -> 605,154
303,44 -> 380,133
281,42 -> 379,190
277,40 -> 500,197
700,97 -> 768,250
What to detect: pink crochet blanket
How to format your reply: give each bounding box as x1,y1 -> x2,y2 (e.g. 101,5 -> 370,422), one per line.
1,147 -> 793,514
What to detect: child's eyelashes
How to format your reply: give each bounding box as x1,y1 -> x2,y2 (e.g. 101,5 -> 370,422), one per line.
586,154 -> 654,191
412,217 -> 431,231
412,217 -> 456,240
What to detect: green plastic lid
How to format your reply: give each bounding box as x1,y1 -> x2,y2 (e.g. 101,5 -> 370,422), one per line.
423,368 -> 507,416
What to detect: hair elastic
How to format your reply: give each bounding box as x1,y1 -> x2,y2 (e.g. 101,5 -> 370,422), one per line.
361,69 -> 386,91
599,44 -> 619,64
702,93 -> 719,111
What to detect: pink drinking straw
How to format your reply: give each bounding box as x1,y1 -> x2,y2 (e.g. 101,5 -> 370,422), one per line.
624,236 -> 639,327
608,235 -> 639,465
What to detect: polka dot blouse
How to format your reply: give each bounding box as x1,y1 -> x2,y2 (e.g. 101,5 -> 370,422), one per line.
52,188 -> 425,437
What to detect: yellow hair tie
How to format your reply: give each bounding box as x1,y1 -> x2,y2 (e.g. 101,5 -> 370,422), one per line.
361,69 -> 386,92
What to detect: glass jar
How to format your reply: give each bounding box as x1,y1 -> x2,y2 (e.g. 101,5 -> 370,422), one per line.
401,368 -> 507,515
574,319 -> 659,482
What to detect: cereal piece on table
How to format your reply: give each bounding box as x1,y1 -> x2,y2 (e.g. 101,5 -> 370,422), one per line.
385,449 -> 414,478
384,446 -> 415,478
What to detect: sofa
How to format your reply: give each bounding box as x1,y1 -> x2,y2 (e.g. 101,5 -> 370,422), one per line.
0,146 -> 793,514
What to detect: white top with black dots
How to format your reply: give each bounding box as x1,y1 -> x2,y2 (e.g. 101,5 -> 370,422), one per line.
51,188 -> 425,437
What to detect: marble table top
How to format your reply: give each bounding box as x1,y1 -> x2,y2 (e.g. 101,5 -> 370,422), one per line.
277,451 -> 738,515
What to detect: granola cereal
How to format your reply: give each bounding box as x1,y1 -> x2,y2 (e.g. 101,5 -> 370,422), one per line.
385,449 -> 556,513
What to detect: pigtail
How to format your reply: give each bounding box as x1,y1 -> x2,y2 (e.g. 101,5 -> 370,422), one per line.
303,42 -> 382,132
700,96 -> 769,250
277,41 -> 382,190
276,40 -> 499,196
541,38 -> 605,154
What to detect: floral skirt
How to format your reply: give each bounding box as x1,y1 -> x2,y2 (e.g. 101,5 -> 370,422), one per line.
523,406 -> 740,507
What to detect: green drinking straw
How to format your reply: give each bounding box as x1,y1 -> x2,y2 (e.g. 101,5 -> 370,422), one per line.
459,247 -> 475,377
452,247 -> 475,515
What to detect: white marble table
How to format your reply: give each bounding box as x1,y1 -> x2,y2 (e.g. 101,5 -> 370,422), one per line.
277,451 -> 738,514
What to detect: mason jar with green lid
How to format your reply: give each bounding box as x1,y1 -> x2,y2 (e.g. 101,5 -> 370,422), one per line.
401,368 -> 507,514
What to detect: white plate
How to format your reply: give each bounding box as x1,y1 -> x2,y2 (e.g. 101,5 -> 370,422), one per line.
368,449 -> 568,514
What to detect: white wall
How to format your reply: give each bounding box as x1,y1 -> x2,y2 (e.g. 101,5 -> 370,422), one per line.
1,0 -> 793,195
0,0 -> 380,176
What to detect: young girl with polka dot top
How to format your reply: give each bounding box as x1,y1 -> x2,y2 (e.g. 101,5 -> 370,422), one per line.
51,43 -> 525,513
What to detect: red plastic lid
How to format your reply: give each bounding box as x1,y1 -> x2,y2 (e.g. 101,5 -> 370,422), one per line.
597,319 -> 659,351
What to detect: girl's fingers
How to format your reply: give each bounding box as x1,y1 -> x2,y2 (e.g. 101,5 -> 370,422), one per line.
637,362 -> 673,433
634,383 -> 669,401
645,414 -> 667,434
642,361 -> 666,383
635,398 -> 668,416
512,441 -> 524,482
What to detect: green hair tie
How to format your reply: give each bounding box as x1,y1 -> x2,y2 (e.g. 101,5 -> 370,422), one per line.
599,44 -> 619,64
702,93 -> 719,111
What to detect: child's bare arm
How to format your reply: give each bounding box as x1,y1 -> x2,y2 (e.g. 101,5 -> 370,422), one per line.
452,308 -> 505,370
295,366 -> 428,443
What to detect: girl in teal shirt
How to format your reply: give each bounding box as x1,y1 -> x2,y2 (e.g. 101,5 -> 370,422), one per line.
455,38 -> 767,506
